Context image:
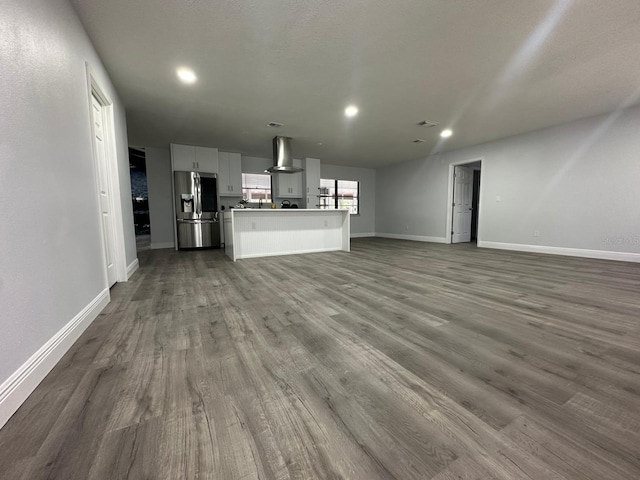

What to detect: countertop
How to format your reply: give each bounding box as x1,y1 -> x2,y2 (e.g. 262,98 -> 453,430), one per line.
225,208 -> 349,213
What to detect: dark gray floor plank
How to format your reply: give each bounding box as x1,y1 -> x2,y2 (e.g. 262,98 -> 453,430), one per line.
1,238 -> 640,479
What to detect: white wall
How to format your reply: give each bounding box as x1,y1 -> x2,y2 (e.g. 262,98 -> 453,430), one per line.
376,155 -> 449,241
241,155 -> 272,175
321,164 -> 376,237
0,0 -> 133,426
376,105 -> 640,259
146,147 -> 175,248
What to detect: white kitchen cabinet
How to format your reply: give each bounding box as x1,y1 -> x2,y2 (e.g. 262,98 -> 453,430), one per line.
195,146 -> 218,173
302,157 -> 321,208
171,144 -> 218,173
275,159 -> 302,198
171,144 -> 196,171
218,152 -> 242,196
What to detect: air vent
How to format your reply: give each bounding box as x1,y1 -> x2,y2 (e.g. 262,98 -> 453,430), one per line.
413,139 -> 426,143
417,120 -> 439,128
267,122 -> 284,128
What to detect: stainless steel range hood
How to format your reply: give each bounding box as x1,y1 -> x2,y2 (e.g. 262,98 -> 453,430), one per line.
266,136 -> 303,173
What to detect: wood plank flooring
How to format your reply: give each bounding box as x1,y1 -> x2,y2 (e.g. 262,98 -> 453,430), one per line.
1,238 -> 640,479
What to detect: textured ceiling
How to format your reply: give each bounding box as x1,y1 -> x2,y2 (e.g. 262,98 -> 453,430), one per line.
70,0 -> 640,168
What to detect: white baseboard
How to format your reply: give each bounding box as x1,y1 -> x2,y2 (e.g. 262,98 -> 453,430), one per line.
237,246 -> 346,260
126,258 -> 139,279
478,241 -> 640,263
151,242 -> 174,250
0,288 -> 110,430
375,232 -> 447,244
351,232 -> 375,238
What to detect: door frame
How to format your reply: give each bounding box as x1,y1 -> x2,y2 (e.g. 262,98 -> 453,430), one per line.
445,157 -> 485,244
85,64 -> 127,285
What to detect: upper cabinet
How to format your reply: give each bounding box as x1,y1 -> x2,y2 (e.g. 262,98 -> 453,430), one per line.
302,157 -> 321,208
171,144 -> 240,195
275,159 -> 303,198
218,152 -> 242,196
171,144 -> 195,171
195,146 -> 218,173
171,144 -> 218,173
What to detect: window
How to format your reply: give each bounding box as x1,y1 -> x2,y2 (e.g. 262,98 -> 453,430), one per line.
319,179 -> 359,214
241,173 -> 272,204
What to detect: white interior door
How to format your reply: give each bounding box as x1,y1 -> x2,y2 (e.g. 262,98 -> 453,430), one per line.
452,165 -> 473,243
91,94 -> 117,286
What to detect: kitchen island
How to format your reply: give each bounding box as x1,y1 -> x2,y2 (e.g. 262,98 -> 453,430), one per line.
224,209 -> 350,261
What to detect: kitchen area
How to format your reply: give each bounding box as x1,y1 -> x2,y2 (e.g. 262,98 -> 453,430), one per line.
164,136 -> 356,260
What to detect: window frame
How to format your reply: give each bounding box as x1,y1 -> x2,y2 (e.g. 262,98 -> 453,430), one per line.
319,178 -> 359,215
241,173 -> 273,204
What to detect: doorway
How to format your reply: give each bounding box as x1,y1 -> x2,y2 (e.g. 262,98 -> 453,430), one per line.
446,159 -> 483,244
471,169 -> 481,241
87,68 -> 127,286
90,91 -> 117,286
129,147 -> 150,252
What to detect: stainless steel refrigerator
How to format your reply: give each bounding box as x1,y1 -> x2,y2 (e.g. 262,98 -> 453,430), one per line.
174,171 -> 221,249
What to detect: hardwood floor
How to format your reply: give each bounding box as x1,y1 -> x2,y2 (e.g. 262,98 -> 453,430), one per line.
1,238 -> 640,479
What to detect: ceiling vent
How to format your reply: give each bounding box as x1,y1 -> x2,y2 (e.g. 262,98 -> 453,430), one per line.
267,121 -> 284,128
413,139 -> 426,143
417,120 -> 439,128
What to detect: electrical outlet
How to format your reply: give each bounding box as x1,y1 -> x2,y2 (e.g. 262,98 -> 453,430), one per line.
324,220 -> 328,227
496,195 -> 502,202
533,230 -> 540,237
251,221 -> 256,230
405,225 -> 409,231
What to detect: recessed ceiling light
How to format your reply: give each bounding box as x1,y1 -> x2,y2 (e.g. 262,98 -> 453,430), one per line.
345,105 -> 359,118
176,67 -> 197,84
440,129 -> 453,138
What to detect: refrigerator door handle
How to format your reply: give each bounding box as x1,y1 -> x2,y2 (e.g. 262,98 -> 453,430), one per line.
177,218 -> 217,224
194,173 -> 202,214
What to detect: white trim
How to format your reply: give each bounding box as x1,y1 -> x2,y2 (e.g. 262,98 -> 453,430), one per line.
170,145 -> 179,251
102,102 -> 127,282
0,289 -> 110,429
478,241 -> 640,263
126,258 -> 139,279
150,242 -> 175,250
86,64 -> 128,284
376,233 -> 447,243
238,247 -> 346,259
445,157 -> 484,244
350,232 -> 375,238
